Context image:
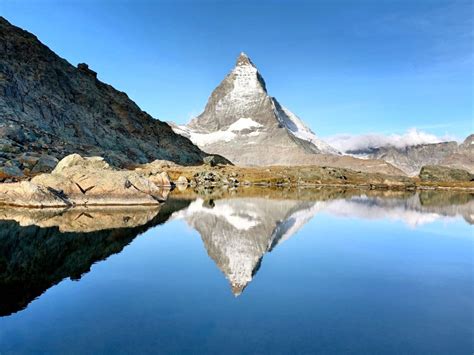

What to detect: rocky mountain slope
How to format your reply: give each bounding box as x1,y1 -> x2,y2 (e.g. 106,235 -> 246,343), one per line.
0,16 -> 208,174
346,134 -> 473,176
171,53 -> 404,175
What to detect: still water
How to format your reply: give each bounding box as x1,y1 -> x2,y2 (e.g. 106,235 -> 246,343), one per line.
0,188 -> 472,354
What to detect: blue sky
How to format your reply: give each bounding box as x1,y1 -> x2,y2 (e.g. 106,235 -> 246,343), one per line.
2,0 -> 472,142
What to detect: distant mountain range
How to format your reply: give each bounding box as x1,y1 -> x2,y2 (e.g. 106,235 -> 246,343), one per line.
345,135 -> 473,176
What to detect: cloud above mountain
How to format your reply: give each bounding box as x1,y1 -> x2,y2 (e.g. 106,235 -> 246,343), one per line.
325,128 -> 456,153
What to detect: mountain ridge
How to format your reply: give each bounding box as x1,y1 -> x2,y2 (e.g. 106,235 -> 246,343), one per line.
0,16 -> 210,172
346,135 -> 473,176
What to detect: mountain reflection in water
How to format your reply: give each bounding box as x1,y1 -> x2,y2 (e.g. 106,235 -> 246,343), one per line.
0,188 -> 472,316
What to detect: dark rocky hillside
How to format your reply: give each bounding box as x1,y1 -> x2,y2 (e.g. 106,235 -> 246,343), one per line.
0,17 -> 208,176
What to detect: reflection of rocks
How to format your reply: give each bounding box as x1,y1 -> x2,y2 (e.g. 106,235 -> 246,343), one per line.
172,198 -> 321,295
321,191 -> 474,226
0,199 -> 191,316
0,206 -> 161,233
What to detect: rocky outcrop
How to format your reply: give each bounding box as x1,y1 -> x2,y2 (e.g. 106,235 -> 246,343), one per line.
0,16 -> 208,175
171,53 -> 404,176
0,154 -> 171,207
419,165 -> 474,182
439,135 -> 474,173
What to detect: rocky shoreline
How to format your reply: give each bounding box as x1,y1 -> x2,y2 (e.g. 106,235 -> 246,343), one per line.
0,154 -> 472,208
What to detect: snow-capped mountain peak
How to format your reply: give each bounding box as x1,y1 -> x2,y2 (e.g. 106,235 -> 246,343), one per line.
172,52 -> 339,165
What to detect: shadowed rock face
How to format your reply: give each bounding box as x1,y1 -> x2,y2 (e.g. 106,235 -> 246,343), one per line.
0,199 -> 191,316
0,16 -> 207,170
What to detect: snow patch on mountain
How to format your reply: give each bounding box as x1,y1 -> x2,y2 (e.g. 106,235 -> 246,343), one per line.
272,101 -> 340,154
228,117 -> 263,131
172,117 -> 263,146
171,198 -> 261,230
270,202 -> 322,249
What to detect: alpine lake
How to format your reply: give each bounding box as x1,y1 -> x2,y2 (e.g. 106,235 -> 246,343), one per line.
0,187 -> 472,354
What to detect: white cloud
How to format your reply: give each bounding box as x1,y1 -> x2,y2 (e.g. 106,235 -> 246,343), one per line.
325,128 -> 456,153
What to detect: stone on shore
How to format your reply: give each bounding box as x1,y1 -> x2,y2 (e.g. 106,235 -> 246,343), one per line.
176,176 -> 189,185
0,154 -> 171,207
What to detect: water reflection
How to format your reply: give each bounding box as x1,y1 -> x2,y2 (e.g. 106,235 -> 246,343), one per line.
0,200 -> 191,316
0,189 -> 471,316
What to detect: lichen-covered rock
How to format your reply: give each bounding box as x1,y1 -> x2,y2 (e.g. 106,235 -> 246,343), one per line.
419,165 -> 474,182
52,154 -> 111,175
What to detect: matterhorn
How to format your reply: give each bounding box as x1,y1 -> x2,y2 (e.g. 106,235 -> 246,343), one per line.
172,53 -> 402,175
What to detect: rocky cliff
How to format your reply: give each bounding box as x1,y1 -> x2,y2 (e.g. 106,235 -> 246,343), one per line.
0,16 -> 208,175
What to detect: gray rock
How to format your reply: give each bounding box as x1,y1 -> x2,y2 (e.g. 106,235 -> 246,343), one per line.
30,154 -> 59,174
203,155 -> 232,167
0,163 -> 24,180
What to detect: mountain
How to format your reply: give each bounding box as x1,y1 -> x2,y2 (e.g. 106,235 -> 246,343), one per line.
171,197 -> 321,295
346,135 -> 473,176
171,53 -> 404,175
0,17 -> 208,172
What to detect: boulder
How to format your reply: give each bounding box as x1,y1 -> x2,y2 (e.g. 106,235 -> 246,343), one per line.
176,176 -> 189,185
203,155 -> 233,167
52,154 -> 111,175
0,181 -> 71,207
0,154 -> 171,207
31,154 -> 59,174
18,152 -> 41,170
148,171 -> 172,187
0,162 -> 24,181
419,165 -> 474,182
193,171 -> 226,186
